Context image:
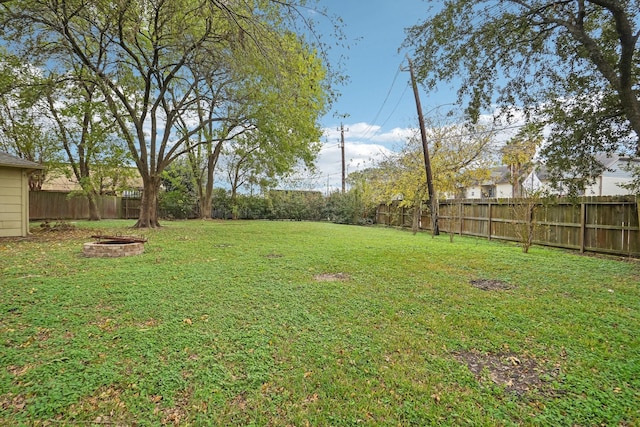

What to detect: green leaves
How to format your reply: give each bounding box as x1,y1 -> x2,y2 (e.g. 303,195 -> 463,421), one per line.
369,121 -> 496,207
0,0 -> 336,226
405,0 -> 640,187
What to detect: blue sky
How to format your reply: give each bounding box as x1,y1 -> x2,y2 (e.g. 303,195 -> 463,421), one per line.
321,0 -> 435,130
299,0 -> 461,192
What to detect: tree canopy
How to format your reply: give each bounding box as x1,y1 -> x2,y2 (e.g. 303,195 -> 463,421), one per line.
405,1 -> 640,192
0,0 -> 335,227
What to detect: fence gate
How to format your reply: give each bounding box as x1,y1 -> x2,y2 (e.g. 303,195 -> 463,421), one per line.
122,197 -> 141,219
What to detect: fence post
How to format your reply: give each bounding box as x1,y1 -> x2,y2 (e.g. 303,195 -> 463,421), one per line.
488,201 -> 493,240
580,202 -> 586,254
459,201 -> 463,236
637,199 -> 639,236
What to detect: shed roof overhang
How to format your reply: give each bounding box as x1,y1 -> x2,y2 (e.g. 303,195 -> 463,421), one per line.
0,151 -> 45,173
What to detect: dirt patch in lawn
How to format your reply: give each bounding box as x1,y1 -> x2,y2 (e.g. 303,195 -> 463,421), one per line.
314,273 -> 350,282
1,226 -> 94,244
454,351 -> 560,396
264,253 -> 284,259
63,385 -> 133,424
470,279 -> 514,291
0,392 -> 28,413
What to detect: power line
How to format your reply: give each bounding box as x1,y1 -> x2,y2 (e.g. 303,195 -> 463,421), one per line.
360,63 -> 404,140
322,143 -> 341,149
378,82 -> 410,129
426,123 -> 524,143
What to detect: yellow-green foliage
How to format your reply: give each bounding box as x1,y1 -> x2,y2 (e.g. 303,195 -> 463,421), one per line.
375,122 -> 496,207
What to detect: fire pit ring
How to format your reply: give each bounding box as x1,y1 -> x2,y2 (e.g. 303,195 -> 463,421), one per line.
83,235 -> 147,258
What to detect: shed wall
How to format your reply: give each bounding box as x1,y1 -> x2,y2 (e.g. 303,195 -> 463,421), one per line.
0,166 -> 27,237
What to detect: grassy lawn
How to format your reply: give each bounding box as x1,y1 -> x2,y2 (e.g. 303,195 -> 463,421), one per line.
1,220 -> 639,426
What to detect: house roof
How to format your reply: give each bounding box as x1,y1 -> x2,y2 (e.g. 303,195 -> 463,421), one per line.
40,164 -> 144,192
490,166 -> 510,184
466,166 -> 510,186
530,153 -> 639,182
594,153 -> 623,169
0,151 -> 44,170
531,164 -> 551,181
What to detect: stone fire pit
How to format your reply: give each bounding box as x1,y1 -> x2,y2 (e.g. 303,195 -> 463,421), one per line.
83,235 -> 147,258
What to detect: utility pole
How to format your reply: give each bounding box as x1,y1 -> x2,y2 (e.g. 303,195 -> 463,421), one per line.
406,56 -> 439,235
338,123 -> 349,193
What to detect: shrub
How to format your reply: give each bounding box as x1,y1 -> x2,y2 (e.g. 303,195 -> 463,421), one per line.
158,190 -> 197,219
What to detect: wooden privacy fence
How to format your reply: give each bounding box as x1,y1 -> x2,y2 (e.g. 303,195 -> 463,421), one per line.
29,191 -> 141,220
121,197 -> 141,219
377,196 -> 640,257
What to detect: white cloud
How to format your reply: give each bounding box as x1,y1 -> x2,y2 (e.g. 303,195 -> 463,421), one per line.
369,127 -> 415,144
282,122 -> 398,192
298,121 -> 404,192
305,139 -> 393,193
286,112 -> 544,192
323,122 -> 376,140
322,122 -> 414,146
317,140 -> 393,173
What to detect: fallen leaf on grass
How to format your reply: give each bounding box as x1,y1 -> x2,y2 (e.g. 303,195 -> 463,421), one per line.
507,356 -> 521,365
183,318 -> 192,325
303,393 -> 319,404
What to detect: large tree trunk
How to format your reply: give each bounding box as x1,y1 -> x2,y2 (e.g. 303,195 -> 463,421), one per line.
134,176 -> 161,228
202,187 -> 213,219
198,190 -> 210,220
230,185 -> 238,220
87,192 -> 101,221
619,89 -> 640,156
198,143 -> 223,220
200,151 -> 217,219
28,172 -> 43,191
566,2 -> 640,155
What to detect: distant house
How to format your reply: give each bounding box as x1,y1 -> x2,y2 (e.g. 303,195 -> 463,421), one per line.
0,152 -> 44,237
41,164 -> 143,195
524,154 -> 638,197
463,154 -> 638,199
583,154 -> 638,196
463,166 -> 513,199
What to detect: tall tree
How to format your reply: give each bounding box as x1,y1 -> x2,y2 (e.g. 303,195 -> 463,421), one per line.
405,1 -> 640,191
44,70 -> 134,220
501,123 -> 543,198
373,123 -> 495,233
0,55 -> 58,190
219,131 -> 292,219
1,0 -> 332,228
182,28 -> 327,219
177,80 -> 237,220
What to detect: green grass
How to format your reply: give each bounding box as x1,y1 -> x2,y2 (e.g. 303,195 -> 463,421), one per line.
1,220 -> 639,426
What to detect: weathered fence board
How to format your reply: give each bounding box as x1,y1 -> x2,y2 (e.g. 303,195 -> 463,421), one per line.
121,197 -> 141,219
377,196 -> 640,257
30,191 -> 132,221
